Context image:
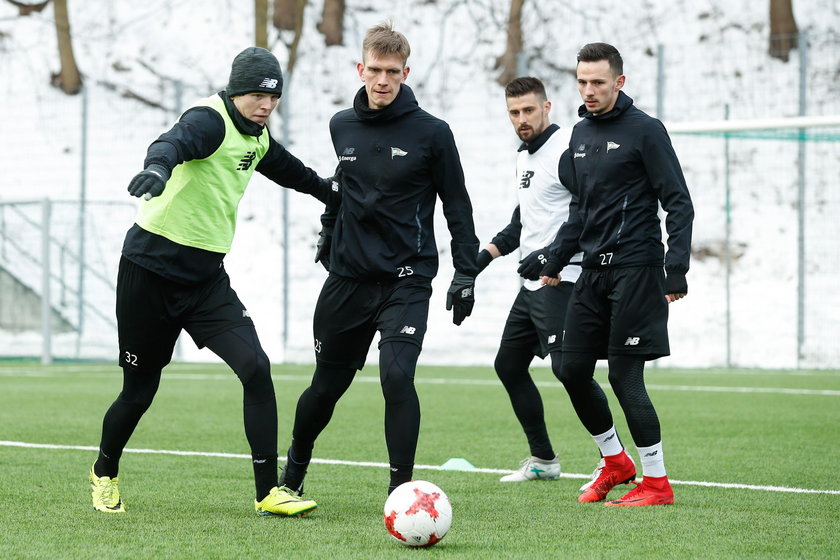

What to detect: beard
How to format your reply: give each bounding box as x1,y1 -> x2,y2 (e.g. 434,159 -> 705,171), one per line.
517,127 -> 533,141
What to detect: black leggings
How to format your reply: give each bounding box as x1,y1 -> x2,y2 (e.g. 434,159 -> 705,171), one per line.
291,341 -> 421,466
95,325 -> 275,476
493,345 -> 558,458
557,352 -> 661,447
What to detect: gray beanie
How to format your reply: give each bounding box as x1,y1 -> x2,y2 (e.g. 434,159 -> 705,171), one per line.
226,47 -> 284,97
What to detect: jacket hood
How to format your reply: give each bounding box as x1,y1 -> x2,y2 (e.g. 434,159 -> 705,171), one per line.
353,84 -> 420,122
578,90 -> 634,120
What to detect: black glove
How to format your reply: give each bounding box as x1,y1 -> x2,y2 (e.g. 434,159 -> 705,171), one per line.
517,247 -> 549,280
127,163 -> 170,200
446,272 -> 475,326
664,271 -> 688,295
315,227 -> 333,271
539,259 -> 563,280
476,249 -> 493,274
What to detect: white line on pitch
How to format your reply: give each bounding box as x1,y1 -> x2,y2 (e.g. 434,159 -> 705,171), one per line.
2,440 -> 838,496
0,369 -> 838,396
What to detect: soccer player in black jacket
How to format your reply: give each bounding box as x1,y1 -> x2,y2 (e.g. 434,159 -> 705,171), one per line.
540,43 -> 694,506
279,22 -> 480,496
475,77 -> 590,484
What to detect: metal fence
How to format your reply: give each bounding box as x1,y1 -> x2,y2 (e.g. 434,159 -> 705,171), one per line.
0,200 -> 136,362
1,16 -> 838,368
666,124 -> 840,369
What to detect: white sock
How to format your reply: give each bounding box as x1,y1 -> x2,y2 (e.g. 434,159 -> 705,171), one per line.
591,426 -> 623,457
637,442 -> 666,478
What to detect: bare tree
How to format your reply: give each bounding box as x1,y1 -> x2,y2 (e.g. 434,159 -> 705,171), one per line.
3,0 -> 49,15
273,0 -> 303,31
317,0 -> 344,46
3,0 -> 82,94
52,0 -> 82,94
255,0 -> 268,48
769,0 -> 799,62
274,0 -> 307,75
495,0 -> 525,85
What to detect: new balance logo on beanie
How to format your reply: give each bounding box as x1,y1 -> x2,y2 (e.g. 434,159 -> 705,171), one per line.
227,47 -> 284,97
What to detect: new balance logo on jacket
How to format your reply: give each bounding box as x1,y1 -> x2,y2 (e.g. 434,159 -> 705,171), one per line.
339,146 -> 357,162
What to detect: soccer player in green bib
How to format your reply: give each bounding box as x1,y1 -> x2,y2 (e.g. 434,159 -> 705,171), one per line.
88,47 -> 339,517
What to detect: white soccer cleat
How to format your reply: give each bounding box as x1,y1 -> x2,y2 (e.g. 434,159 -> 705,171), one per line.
500,455 -> 561,482
579,458 -> 606,492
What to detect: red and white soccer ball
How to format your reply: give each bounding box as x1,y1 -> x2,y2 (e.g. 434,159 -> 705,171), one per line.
383,480 -> 452,548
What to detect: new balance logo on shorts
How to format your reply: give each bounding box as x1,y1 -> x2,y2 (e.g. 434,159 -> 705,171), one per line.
548,335 -> 556,344
400,326 -> 416,335
624,337 -> 641,346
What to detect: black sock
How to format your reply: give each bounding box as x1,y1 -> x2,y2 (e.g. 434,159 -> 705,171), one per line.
523,425 -> 555,461
388,463 -> 413,495
93,449 -> 120,478
253,454 -> 278,501
281,445 -> 312,491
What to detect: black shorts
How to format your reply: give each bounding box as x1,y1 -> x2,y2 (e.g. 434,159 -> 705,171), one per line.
562,266 -> 670,360
499,282 -> 573,359
116,256 -> 253,372
312,274 -> 432,370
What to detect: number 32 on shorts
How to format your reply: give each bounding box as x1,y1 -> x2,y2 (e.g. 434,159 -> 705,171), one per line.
123,351 -> 139,366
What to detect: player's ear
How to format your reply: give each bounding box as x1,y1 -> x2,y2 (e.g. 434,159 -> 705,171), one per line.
402,65 -> 410,82
357,61 -> 365,81
615,74 -> 626,90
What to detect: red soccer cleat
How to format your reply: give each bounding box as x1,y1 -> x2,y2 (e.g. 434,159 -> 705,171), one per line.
577,450 -> 637,503
605,474 -> 674,507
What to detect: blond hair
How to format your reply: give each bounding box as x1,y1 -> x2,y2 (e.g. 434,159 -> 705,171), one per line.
362,21 -> 410,65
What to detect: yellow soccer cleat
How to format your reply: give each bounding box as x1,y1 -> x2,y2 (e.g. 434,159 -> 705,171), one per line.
89,465 -> 125,513
255,486 -> 317,517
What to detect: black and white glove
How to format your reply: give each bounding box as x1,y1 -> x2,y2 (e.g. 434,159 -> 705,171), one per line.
446,272 -> 475,326
517,247 -> 549,280
315,227 -> 333,271
127,164 -> 170,200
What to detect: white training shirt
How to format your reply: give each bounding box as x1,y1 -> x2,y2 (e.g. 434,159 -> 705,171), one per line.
516,126 -> 583,291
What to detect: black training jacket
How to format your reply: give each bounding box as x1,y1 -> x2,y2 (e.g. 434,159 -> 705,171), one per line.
548,91 -> 693,277
326,84 -> 479,281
